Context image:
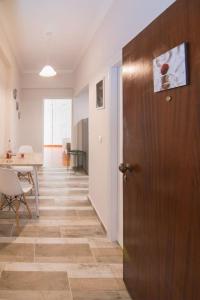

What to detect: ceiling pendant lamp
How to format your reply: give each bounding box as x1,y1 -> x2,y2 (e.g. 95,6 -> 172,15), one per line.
39,32 -> 57,77
39,65 -> 57,77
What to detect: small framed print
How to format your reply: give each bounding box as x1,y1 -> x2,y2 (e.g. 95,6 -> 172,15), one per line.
16,102 -> 19,111
13,88 -> 17,100
153,42 -> 188,93
96,79 -> 105,109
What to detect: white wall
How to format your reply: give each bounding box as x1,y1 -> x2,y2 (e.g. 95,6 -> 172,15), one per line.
0,21 -> 21,155
19,88 -> 73,152
72,87 -> 89,149
74,0 -> 175,93
74,0 -> 175,242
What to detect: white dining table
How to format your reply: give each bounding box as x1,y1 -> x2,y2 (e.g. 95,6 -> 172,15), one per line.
0,153 -> 43,217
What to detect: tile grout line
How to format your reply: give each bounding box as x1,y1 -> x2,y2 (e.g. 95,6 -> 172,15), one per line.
90,242 -> 98,264
33,239 -> 36,263
67,272 -> 74,300
10,223 -> 14,238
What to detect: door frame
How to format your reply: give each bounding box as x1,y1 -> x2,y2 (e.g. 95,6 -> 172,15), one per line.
107,61 -> 123,245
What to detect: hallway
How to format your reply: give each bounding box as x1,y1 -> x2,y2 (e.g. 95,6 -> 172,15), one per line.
0,164 -> 130,300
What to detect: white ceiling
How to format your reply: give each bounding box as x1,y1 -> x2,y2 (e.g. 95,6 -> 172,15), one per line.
0,0 -> 114,73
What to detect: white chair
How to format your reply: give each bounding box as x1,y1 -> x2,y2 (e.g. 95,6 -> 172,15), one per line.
0,168 -> 32,227
12,145 -> 35,187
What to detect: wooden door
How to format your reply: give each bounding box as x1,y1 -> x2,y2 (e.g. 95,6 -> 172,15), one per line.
122,1 -> 200,299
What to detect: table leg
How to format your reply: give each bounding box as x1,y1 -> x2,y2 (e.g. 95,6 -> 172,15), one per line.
33,166 -> 39,217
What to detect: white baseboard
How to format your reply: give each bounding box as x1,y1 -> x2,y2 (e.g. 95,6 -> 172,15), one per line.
87,194 -> 123,249
87,194 -> 107,234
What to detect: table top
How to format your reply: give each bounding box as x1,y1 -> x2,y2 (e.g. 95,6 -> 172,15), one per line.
0,153 -> 43,166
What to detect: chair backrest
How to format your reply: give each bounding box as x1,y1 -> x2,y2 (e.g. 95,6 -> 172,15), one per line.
18,145 -> 33,153
0,168 -> 22,197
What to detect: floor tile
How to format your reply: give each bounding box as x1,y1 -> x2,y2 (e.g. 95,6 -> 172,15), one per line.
69,278 -> 125,291
60,225 -> 105,238
39,209 -> 77,219
0,211 -> 30,220
89,238 -> 120,249
0,271 -> 69,290
66,263 -> 114,278
54,199 -> 90,207
35,243 -> 94,263
0,290 -> 72,300
0,243 -> 34,262
0,290 -> 44,300
72,290 -> 132,300
76,209 -> 96,217
0,225 -> 13,237
12,225 -> 61,238
27,198 -> 55,207
92,248 -> 123,263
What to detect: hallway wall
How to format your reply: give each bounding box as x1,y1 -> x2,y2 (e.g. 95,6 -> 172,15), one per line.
0,0 -> 177,243
72,87 -> 89,149
73,0 -> 175,239
74,0 -> 175,94
19,88 -> 73,152
0,21 -> 21,155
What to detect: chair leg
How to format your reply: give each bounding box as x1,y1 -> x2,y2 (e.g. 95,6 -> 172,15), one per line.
29,173 -> 35,188
15,199 -> 20,228
0,196 -> 5,210
23,194 -> 32,219
27,173 -> 32,184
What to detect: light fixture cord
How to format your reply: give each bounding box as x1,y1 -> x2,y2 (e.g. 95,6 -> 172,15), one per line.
46,32 -> 52,65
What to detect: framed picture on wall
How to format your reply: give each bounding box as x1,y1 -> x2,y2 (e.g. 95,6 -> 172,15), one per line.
13,88 -> 17,100
16,102 -> 19,111
96,78 -> 105,109
153,42 -> 188,92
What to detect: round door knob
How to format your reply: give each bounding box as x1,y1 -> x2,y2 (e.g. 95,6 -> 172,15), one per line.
119,163 -> 134,174
119,163 -> 126,173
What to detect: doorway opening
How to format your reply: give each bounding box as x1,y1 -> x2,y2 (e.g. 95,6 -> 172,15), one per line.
43,99 -> 72,167
72,86 -> 89,174
43,99 -> 72,146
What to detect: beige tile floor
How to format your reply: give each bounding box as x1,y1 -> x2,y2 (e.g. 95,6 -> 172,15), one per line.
0,166 -> 131,299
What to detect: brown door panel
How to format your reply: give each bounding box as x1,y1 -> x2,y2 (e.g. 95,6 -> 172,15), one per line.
123,1 -> 200,299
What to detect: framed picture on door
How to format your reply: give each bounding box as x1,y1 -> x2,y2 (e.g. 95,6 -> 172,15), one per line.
153,42 -> 188,92
96,78 -> 105,109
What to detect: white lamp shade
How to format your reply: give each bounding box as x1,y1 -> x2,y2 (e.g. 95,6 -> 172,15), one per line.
39,65 -> 57,77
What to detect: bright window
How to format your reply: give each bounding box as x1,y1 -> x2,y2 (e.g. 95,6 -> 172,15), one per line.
43,99 -> 72,145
